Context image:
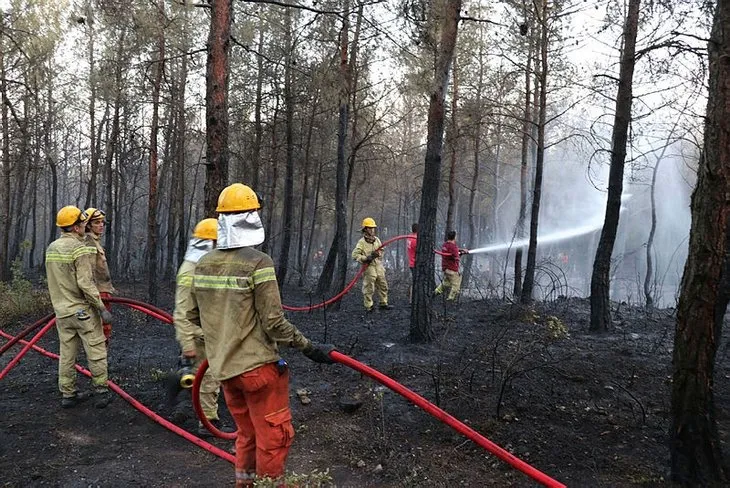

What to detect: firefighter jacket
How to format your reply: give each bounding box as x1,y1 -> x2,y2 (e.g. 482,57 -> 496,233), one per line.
352,236 -> 385,275
191,247 -> 311,381
174,259 -> 203,354
441,240 -> 460,272
45,233 -> 105,318
85,233 -> 115,294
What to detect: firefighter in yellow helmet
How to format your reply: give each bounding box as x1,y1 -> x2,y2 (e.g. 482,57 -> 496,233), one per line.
172,218 -> 227,436
45,206 -> 113,409
352,217 -> 392,311
84,207 -> 115,346
190,183 -> 336,487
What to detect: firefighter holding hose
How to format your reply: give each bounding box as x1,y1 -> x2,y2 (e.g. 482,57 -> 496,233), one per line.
189,183 -> 337,487
84,208 -> 115,346
45,206 -> 113,409
352,217 -> 392,311
172,218 -> 227,436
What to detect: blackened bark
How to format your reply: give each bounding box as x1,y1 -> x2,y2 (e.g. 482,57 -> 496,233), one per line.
589,0 -> 640,331
410,0 -> 462,343
204,0 -> 232,214
670,0 -> 730,482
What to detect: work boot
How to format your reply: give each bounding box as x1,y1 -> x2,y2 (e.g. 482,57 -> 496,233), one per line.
379,304 -> 393,310
364,306 -> 373,313
94,389 -> 114,409
198,419 -> 234,437
61,390 -> 92,409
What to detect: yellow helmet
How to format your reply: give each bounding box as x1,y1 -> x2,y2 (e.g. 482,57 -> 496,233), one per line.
193,218 -> 218,240
216,183 -> 261,213
361,217 -> 377,230
56,206 -> 88,228
84,207 -> 106,221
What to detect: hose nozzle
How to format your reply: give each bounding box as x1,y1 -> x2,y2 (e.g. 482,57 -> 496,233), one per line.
178,357 -> 195,389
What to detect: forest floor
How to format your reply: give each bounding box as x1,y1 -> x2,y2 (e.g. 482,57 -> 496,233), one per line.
2,276 -> 729,487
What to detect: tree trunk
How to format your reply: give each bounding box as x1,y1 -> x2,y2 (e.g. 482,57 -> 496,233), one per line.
520,0 -> 548,304
670,1 -> 730,483
514,28 -> 534,298
446,55 -> 458,232
1,35 -> 11,280
589,0 -> 641,331
251,22 -> 264,190
410,0 -> 462,343
316,0 -> 351,300
277,4 -> 295,285
204,0 -> 232,214
85,2 -> 98,208
147,0 -> 165,303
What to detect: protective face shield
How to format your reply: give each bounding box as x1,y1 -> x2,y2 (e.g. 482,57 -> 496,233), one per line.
183,238 -> 214,263
217,211 -> 265,250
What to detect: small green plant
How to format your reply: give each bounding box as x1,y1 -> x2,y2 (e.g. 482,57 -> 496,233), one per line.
0,257 -> 50,326
544,315 -> 569,340
253,469 -> 333,487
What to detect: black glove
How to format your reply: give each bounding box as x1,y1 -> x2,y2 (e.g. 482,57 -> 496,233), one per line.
363,254 -> 374,264
303,342 -> 336,364
100,310 -> 113,324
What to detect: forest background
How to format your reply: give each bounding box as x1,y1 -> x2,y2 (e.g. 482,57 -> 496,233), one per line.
2,0 -> 730,484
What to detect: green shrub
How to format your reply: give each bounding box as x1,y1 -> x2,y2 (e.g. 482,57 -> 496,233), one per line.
0,258 -> 51,327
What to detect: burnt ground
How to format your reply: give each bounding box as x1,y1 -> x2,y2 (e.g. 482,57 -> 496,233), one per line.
2,275 -> 730,487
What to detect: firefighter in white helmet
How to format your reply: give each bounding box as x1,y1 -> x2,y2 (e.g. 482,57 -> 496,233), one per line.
45,206 -> 113,409
352,217 -> 392,311
172,217 -> 226,436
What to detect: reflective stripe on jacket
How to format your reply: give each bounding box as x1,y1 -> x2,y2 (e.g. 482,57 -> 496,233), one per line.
191,247 -> 311,381
45,233 -> 105,318
174,259 -> 203,353
85,233 -> 115,294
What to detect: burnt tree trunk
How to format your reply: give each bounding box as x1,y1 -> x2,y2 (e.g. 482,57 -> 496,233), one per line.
589,0 -> 640,331
204,0 -> 232,214
670,0 -> 730,482
520,0 -> 548,304
147,0 -> 165,303
410,0 -> 462,343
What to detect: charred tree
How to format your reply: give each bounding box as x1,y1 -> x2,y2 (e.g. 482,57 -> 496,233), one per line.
204,0 -> 232,214
410,0 -> 462,342
589,0 -> 640,331
670,0 -> 730,482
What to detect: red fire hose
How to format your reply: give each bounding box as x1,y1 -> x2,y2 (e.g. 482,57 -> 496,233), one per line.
282,234 -> 415,312
0,327 -> 234,464
0,312 -> 54,356
0,318 -> 57,380
329,351 -> 566,488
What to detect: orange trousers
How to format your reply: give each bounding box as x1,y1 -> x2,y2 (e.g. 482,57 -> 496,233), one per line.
222,362 -> 294,486
100,292 -> 112,340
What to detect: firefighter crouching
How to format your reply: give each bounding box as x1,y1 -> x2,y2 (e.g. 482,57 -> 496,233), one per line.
84,207 -> 115,345
189,183 -> 337,486
45,206 -> 114,409
352,217 -> 392,311
172,217 -> 226,436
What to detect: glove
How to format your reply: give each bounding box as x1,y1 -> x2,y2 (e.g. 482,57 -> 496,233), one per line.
458,248 -> 469,255
363,255 -> 373,264
100,310 -> 113,324
303,342 -> 336,364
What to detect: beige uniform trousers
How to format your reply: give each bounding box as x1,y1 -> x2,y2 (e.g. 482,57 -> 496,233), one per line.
435,269 -> 462,301
193,337 -> 221,420
362,263 -> 389,309
56,311 -> 108,397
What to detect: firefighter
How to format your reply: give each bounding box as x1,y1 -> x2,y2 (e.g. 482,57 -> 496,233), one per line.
84,207 -> 115,345
189,183 -> 336,487
45,206 -> 113,409
434,230 -> 467,301
352,217 -> 392,311
406,222 -> 418,302
172,218 -> 226,436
